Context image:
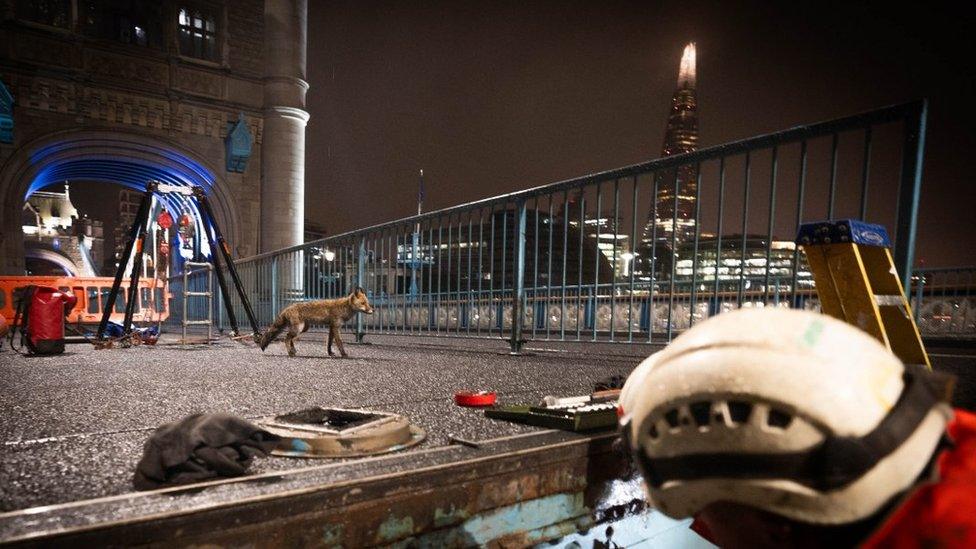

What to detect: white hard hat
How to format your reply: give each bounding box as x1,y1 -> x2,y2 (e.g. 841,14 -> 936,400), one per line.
620,308 -> 952,525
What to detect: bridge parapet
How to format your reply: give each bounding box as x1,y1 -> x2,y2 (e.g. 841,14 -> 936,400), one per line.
164,102 -> 973,347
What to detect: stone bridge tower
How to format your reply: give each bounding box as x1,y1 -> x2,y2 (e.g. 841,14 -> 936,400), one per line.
0,0 -> 309,275
261,0 -> 308,253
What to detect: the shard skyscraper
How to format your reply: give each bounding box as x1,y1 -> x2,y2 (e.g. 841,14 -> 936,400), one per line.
636,43 -> 700,280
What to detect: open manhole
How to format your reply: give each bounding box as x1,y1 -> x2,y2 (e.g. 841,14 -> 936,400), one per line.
256,407 -> 426,458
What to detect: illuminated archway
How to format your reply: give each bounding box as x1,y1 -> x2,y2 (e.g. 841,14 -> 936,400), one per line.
1,130 -> 243,275
24,244 -> 78,276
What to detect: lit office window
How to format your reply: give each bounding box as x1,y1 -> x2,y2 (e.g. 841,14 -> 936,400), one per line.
179,8 -> 218,62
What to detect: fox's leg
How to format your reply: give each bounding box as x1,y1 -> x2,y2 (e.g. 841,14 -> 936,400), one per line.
327,327 -> 335,356
284,330 -> 297,357
284,322 -> 304,357
331,321 -> 348,358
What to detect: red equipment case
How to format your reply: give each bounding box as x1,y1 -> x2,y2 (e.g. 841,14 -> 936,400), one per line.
15,286 -> 77,355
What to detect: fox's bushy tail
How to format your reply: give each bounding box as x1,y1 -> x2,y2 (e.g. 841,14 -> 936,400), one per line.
258,314 -> 288,351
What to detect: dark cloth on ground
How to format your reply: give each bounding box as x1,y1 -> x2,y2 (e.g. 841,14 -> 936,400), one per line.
595,375 -> 627,391
133,413 -> 280,491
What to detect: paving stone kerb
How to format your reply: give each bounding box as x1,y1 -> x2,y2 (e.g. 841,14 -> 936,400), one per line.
0,335 -> 646,512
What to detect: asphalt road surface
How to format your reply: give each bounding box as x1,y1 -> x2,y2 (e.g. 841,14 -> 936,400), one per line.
0,333 -> 972,513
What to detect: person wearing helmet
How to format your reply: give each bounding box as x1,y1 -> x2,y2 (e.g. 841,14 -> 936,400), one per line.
619,308 -> 976,548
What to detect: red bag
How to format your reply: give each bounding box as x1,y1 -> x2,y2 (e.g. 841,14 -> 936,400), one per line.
11,285 -> 77,355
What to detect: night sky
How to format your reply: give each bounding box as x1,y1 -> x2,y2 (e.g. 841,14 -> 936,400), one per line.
304,1 -> 976,267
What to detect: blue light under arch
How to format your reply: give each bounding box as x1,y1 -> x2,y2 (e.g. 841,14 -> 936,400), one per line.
0,77 -> 13,144
25,152 -> 219,267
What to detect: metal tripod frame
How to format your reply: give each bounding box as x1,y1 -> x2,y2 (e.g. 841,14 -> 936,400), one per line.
95,181 -> 261,343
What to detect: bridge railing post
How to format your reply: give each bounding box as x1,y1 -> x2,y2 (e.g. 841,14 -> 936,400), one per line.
270,256 -> 278,315
510,199 -> 527,354
356,236 -> 367,343
913,270 -> 925,324
894,100 -> 928,296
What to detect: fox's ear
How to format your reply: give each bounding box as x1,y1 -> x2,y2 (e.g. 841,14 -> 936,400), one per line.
355,286 -> 365,296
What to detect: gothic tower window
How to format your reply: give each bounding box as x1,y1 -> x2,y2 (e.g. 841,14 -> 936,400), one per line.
178,7 -> 218,62
80,0 -> 164,49
15,0 -> 71,28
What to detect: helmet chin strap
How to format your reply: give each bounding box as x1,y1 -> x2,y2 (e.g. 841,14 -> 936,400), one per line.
629,367 -> 954,492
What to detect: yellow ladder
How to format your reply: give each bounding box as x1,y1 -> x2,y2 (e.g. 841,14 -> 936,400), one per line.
797,220 -> 929,368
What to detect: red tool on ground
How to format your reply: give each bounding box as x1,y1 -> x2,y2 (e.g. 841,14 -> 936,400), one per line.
454,391 -> 497,407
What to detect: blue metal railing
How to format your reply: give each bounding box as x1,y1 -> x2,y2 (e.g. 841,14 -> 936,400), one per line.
911,267 -> 976,339
175,101 -> 953,349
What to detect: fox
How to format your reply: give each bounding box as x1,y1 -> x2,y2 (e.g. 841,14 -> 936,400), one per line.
258,287 -> 374,358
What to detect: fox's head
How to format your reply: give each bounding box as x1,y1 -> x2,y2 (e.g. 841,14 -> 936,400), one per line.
350,287 -> 374,314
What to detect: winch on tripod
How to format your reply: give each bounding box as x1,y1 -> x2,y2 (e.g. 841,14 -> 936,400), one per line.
95,181 -> 260,347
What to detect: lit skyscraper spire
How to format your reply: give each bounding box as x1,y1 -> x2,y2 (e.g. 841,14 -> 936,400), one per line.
635,42 -> 701,280
660,42 -> 699,158
678,42 -> 696,89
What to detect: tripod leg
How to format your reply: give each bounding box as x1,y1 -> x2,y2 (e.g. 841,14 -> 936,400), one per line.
216,236 -> 260,336
120,232 -> 146,343
97,182 -> 156,341
122,193 -> 155,341
193,188 -> 261,337
203,222 -> 241,336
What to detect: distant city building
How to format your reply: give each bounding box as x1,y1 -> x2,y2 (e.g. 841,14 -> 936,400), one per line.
562,189 -> 632,280
21,184 -> 104,276
652,42 -> 699,243
113,189 -> 144,268
629,44 -> 811,292
317,208 -> 615,297
673,235 -> 814,294
634,42 -> 700,280
580,216 -> 631,280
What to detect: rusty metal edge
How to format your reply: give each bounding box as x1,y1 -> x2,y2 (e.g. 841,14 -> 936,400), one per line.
0,429 -> 550,519
0,429 -> 618,545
